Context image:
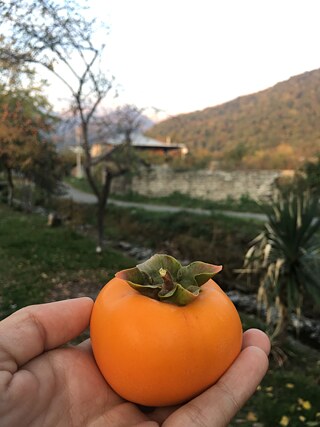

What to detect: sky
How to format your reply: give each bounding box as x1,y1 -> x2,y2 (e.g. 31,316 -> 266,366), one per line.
46,0 -> 320,120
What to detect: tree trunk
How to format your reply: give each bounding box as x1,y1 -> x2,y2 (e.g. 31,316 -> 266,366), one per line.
6,166 -> 14,207
97,201 -> 105,249
96,169 -> 112,251
80,119 -> 107,251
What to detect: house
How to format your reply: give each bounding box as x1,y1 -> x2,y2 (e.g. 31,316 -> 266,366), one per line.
91,133 -> 188,157
70,133 -> 189,178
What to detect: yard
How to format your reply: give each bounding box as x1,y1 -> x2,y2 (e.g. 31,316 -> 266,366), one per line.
0,202 -> 319,426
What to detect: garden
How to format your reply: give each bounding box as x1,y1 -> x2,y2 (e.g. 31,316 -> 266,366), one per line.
1,183 -> 319,426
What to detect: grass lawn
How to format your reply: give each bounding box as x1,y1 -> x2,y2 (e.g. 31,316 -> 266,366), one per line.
0,202 -> 319,426
0,203 -> 134,318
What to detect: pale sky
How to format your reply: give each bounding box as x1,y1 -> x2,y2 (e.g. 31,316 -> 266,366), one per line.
47,0 -> 320,119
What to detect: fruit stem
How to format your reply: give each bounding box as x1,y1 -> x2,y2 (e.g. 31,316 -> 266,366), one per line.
159,268 -> 175,293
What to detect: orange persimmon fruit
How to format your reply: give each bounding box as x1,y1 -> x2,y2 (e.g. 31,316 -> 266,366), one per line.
90,254 -> 242,407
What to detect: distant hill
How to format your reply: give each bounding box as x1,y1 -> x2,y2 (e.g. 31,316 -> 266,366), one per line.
147,69 -> 320,169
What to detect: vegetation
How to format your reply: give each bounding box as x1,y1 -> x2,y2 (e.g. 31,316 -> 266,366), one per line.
0,79 -> 62,205
0,203 -> 134,319
147,69 -> 320,169
242,189 -> 320,348
281,154 -> 320,198
65,176 -> 97,194
300,155 -> 320,195
230,326 -> 320,427
0,201 -> 319,426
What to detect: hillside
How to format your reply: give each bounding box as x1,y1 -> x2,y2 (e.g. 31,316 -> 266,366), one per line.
147,69 -> 320,169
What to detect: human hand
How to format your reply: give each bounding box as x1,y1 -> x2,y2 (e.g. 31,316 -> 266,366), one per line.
0,298 -> 270,427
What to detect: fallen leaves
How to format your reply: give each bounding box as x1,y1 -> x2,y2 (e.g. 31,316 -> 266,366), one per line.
285,383 -> 295,389
297,398 -> 312,411
279,415 -> 290,426
246,411 -> 258,422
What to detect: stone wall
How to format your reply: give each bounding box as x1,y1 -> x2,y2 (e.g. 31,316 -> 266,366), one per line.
111,165 -> 289,201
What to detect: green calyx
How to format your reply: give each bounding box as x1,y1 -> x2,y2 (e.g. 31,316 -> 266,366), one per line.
115,254 -> 222,306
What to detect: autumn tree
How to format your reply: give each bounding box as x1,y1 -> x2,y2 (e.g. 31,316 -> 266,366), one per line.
0,74 -> 60,206
0,0 -> 116,249
22,139 -> 64,205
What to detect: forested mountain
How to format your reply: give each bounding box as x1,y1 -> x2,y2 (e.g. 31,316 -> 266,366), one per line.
147,69 -> 320,169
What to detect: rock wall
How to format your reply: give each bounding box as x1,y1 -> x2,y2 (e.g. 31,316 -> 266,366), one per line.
112,166 -> 289,201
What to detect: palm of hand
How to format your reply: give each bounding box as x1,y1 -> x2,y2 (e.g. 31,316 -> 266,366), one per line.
24,345 -> 158,426
3,341 -> 162,426
0,298 -> 270,427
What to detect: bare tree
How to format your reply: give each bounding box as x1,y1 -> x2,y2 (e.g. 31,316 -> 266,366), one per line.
89,104 -> 151,248
0,0 -> 118,249
98,104 -> 150,143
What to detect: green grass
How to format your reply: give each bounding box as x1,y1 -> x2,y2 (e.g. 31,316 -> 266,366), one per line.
0,203 -> 134,318
64,176 -> 97,194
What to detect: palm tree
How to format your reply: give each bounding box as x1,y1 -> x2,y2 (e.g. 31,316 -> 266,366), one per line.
242,189 -> 320,347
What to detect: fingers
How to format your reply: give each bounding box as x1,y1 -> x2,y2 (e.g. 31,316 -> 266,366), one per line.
0,298 -> 93,374
242,328 -> 271,355
162,329 -> 270,427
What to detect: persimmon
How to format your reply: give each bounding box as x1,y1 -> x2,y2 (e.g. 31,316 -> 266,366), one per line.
90,254 -> 242,407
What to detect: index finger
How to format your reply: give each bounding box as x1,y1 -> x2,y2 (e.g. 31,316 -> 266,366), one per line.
0,297 -> 93,374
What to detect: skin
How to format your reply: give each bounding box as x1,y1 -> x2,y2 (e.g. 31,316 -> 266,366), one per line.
91,279 -> 243,406
0,297 -> 270,427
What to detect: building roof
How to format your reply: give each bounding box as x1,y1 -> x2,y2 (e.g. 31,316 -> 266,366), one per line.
109,133 -> 187,152
71,133 -> 189,158
134,137 -> 187,152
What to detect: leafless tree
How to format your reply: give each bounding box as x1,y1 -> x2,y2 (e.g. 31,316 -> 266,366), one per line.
0,0 -> 121,249
98,104 -> 149,143
89,104 -> 151,245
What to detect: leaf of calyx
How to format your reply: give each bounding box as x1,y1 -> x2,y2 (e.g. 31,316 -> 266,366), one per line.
158,282 -> 199,306
137,254 -> 182,285
116,254 -> 223,306
178,261 -> 222,289
115,267 -> 161,298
